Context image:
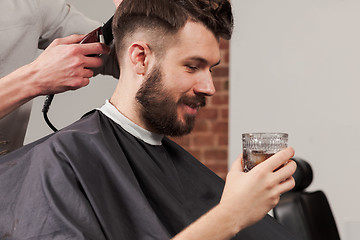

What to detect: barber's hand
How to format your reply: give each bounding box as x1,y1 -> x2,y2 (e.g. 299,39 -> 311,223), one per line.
220,147 -> 296,230
113,0 -> 123,8
29,34 -> 110,96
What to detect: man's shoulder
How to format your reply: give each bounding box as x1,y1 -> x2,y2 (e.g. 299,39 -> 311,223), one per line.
2,111 -> 106,163
59,110 -> 102,133
45,110 -> 111,150
162,137 -> 224,183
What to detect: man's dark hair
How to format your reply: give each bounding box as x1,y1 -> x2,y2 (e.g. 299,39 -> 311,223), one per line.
173,0 -> 233,40
112,0 -> 233,59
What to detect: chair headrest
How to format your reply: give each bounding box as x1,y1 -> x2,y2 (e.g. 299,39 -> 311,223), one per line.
291,157 -> 313,191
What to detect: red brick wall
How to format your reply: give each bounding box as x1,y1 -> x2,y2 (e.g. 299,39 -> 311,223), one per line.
171,39 -> 230,180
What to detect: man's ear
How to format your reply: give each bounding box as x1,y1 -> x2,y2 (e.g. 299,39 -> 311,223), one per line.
128,41 -> 151,76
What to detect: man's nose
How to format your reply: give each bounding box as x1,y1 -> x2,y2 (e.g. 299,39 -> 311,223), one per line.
194,72 -> 216,96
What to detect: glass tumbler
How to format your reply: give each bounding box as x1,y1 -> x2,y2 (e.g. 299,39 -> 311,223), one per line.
242,133 -> 288,172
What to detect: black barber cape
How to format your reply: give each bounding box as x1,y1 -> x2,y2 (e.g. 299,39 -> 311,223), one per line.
0,110 -> 298,239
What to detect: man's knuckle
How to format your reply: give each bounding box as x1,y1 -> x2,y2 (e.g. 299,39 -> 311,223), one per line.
71,56 -> 84,67
69,45 -> 82,56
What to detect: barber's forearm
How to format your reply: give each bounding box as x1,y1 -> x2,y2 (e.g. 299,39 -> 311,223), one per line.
0,64 -> 40,119
172,203 -> 245,240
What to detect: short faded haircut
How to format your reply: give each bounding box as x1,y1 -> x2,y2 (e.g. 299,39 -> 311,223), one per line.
112,0 -> 233,61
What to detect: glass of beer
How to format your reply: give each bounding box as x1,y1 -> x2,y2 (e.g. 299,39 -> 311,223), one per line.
242,133 -> 288,172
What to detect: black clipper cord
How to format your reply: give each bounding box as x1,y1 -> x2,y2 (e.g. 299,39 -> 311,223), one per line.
42,17 -> 113,132
42,94 -> 57,132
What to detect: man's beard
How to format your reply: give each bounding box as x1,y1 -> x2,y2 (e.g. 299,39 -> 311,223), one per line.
135,67 -> 206,137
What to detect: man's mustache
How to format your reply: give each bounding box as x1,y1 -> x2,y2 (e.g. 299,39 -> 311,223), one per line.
178,95 -> 206,109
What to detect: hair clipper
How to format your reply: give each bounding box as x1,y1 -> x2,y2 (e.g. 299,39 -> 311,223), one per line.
43,16 -> 114,132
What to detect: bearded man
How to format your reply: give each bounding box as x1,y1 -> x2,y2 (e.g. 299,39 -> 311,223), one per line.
0,0 -> 298,239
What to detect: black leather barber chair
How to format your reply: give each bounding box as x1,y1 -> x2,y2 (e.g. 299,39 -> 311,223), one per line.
273,158 -> 341,240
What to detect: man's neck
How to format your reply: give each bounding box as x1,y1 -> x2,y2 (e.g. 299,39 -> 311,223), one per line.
109,73 -> 148,130
98,100 -> 164,146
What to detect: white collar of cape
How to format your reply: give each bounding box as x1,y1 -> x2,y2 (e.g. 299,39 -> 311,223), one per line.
98,100 -> 164,146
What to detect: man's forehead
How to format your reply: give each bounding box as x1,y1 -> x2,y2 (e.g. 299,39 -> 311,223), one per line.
168,21 -> 221,64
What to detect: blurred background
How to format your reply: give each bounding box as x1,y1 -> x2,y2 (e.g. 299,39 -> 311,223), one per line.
24,0 -> 360,239
230,1 -> 360,239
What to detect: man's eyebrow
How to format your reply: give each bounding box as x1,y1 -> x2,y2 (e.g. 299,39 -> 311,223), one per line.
187,57 -> 221,68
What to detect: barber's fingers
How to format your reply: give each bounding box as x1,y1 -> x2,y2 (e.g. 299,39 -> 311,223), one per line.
66,79 -> 90,91
261,147 -> 295,172
50,34 -> 86,46
49,35 -> 110,57
78,42 -> 111,56
64,69 -> 93,90
82,55 -> 104,69
82,68 -> 95,79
